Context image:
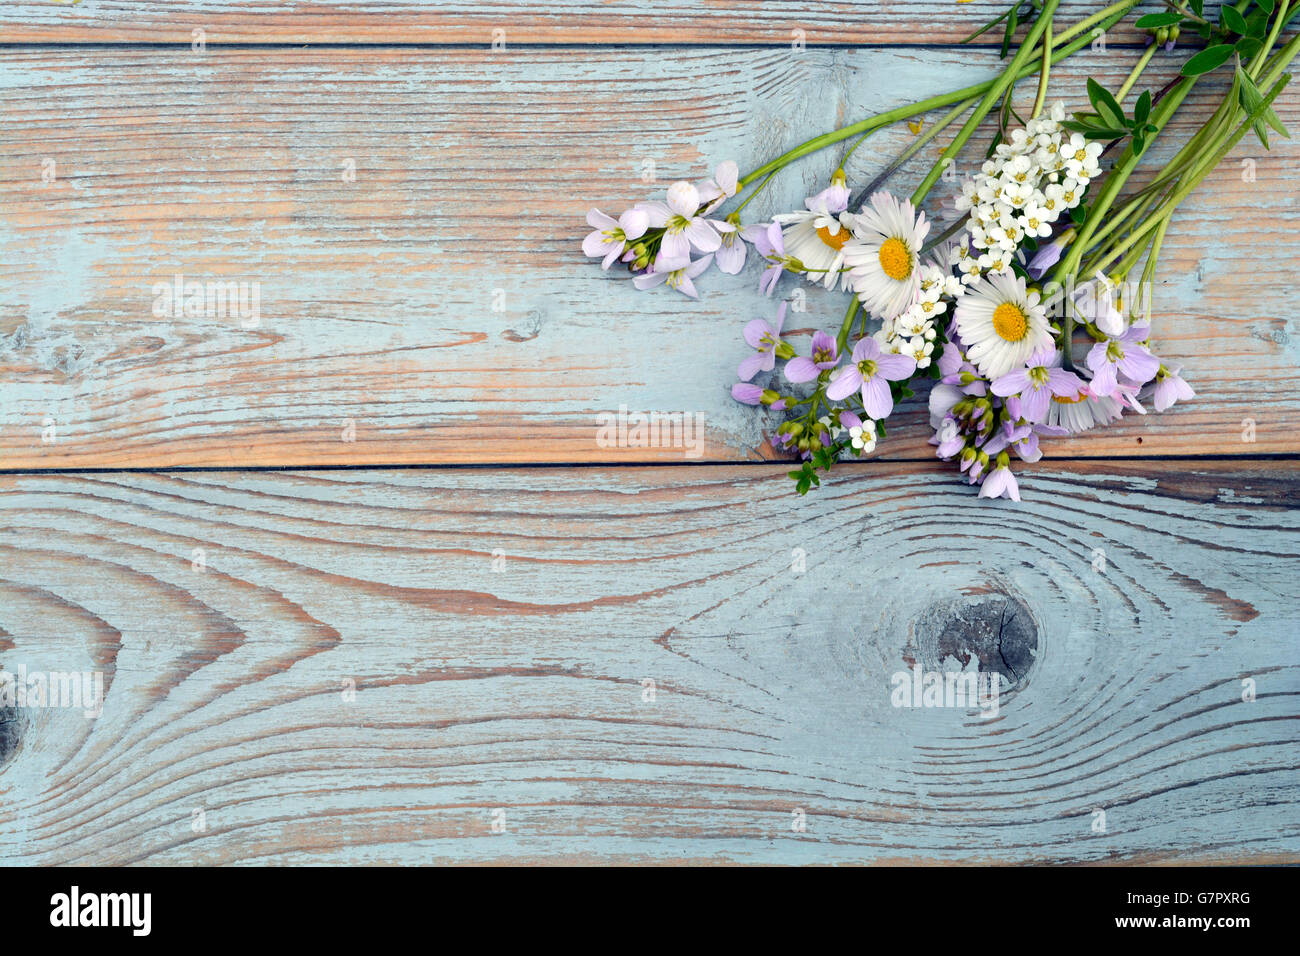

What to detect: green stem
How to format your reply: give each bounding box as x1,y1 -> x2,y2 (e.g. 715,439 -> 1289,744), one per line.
851,96 -> 978,206
1090,73 -> 1293,275
836,297 -> 861,354
912,0 -> 1063,206
1251,0 -> 1292,80
733,170 -> 777,214
1032,14 -> 1053,119
735,0 -> 1139,189
1116,42 -> 1156,104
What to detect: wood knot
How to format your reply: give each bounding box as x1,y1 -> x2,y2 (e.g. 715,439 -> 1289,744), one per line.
0,705 -> 26,770
912,594 -> 1038,686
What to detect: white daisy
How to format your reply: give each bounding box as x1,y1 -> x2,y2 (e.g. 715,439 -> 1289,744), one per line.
775,200 -> 857,291
1045,388 -> 1123,434
843,191 -> 930,320
954,271 -> 1055,379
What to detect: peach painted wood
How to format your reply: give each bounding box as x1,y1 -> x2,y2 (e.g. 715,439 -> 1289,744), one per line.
0,1 -> 1152,46
0,47 -> 1295,469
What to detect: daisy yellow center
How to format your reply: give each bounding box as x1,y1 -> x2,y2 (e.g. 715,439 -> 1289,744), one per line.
1052,393 -> 1084,404
816,223 -> 850,251
992,302 -> 1029,342
877,237 -> 912,281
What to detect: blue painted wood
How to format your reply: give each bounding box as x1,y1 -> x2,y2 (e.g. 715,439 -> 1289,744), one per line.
0,462 -> 1295,864
0,46 -> 1295,468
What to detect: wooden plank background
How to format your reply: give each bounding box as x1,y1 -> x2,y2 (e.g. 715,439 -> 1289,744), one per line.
1,461 -> 1298,864
0,1 -> 1155,45
0,1 -> 1297,865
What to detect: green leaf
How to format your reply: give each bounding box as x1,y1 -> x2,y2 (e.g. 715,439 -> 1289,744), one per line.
1134,11 -> 1184,28
1221,5 -> 1248,34
1236,36 -> 1264,59
1087,78 -> 1126,128
1195,21 -> 1214,39
1001,3 -> 1019,59
1132,132 -> 1147,154
1237,66 -> 1291,148
1069,203 -> 1087,225
1133,89 -> 1152,127
1082,126 -> 1130,140
959,0 -> 1016,44
1181,44 -> 1236,76
1245,10 -> 1270,37
1257,0 -> 1275,13
1190,0 -> 1204,14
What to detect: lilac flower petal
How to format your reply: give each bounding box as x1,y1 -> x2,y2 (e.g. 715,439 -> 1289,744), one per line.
659,232 -> 690,263
826,367 -> 863,401
810,330 -> 836,360
737,352 -> 766,382
1118,347 -> 1159,385
1089,360 -> 1118,397
758,264 -> 782,296
991,370 -> 1032,397
632,271 -> 668,291
743,319 -> 773,350
684,254 -> 714,278
1086,341 -> 1109,372
1004,469 -> 1021,501
784,357 -> 820,383
636,201 -> 670,228
586,208 -> 618,230
852,338 -> 880,363
601,245 -> 623,270
731,383 -> 763,405
1019,384 -> 1050,423
928,384 -> 964,427
1027,241 -> 1063,279
1046,368 -> 1086,396
861,376 -> 893,420
839,410 -> 862,431
1015,433 -> 1042,463
666,181 -> 700,217
979,468 -> 1009,499
714,160 -> 739,196
772,301 -> 788,335
685,218 -> 721,253
715,240 -> 746,275
873,352 -> 917,381
619,208 -> 649,240
583,231 -> 612,258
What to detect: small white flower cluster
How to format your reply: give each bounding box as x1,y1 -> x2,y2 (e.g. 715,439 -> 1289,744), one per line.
819,412 -> 877,458
953,103 -> 1100,280
875,255 -> 965,369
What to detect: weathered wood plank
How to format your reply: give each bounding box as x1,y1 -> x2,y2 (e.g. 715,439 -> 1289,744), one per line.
0,460 -> 1297,864
1,47 -> 1296,468
0,1 -> 1151,46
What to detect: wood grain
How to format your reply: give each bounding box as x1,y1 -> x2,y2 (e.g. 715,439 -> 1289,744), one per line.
0,460 -> 1296,864
1,47 -> 1296,469
0,1 -> 1154,46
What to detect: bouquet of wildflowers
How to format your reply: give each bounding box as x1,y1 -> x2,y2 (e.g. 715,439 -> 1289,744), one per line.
582,0 -> 1298,500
